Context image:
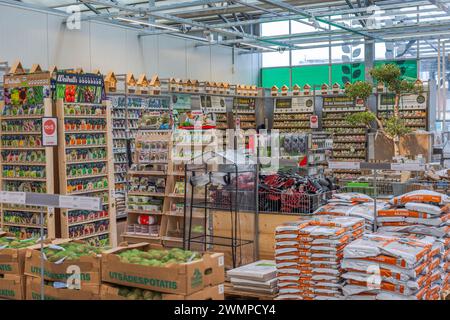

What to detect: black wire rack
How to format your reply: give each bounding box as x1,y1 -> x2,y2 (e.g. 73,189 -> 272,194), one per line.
182,157 -> 256,268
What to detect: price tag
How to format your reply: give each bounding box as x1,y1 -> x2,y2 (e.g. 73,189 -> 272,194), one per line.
391,163 -> 426,171
310,115 -> 319,129
59,196 -> 102,211
0,191 -> 26,205
328,161 -> 361,170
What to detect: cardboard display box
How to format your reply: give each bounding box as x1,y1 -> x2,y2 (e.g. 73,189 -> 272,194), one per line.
0,233 -> 49,276
101,243 -> 225,295
24,239 -> 102,293
26,277 -> 100,300
0,275 -> 25,300
100,283 -> 224,300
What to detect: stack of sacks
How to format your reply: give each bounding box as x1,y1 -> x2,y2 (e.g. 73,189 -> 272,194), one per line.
314,192 -> 388,232
375,190 -> 450,299
342,232 -> 442,300
275,216 -> 365,300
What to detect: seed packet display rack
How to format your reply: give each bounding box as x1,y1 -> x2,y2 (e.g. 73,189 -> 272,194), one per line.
56,99 -> 117,247
122,131 -> 171,244
272,93 -> 316,133
108,90 -> 171,219
0,68 -> 55,238
321,89 -> 367,179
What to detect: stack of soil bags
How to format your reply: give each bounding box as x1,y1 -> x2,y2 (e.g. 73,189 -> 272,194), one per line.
342,232 -> 444,300
372,190 -> 450,299
314,192 -> 388,232
275,216 -> 365,300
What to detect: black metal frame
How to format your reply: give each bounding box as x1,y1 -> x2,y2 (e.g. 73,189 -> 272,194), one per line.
182,157 -> 255,268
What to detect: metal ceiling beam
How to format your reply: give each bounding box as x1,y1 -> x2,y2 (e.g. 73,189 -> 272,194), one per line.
256,0 -> 382,40
429,0 -> 450,14
83,0 -> 297,49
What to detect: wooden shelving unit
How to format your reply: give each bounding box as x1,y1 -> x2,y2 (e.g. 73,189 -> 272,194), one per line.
0,66 -> 55,239
272,92 -> 315,133
321,88 -> 366,179
377,91 -> 429,131
56,92 -> 116,246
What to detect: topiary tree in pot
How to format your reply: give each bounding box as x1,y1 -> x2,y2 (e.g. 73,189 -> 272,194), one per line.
369,64 -> 421,156
344,81 -> 381,131
344,65 -> 421,157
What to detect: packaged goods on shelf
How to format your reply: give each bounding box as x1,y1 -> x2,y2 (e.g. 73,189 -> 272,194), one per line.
101,243 -> 225,295
227,260 -> 278,295
342,232 -> 445,300
274,216 -> 364,300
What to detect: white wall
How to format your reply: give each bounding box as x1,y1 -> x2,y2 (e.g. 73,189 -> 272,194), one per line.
0,3 -> 260,84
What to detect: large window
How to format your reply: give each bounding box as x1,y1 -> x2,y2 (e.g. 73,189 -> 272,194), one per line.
292,44 -> 329,65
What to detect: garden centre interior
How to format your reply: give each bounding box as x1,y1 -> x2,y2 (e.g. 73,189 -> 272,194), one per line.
0,0 -> 450,301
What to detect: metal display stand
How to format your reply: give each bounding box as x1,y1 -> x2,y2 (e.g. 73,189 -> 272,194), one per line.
328,161 -> 426,231
0,191 -> 101,301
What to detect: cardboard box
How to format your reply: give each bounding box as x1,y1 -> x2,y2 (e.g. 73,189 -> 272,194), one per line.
101,242 -> 225,295
0,233 -> 48,276
24,239 -> 102,293
0,275 -> 25,300
100,283 -> 225,300
26,277 -> 100,300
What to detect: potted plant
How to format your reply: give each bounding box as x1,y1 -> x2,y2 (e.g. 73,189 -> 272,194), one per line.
344,64 -> 421,157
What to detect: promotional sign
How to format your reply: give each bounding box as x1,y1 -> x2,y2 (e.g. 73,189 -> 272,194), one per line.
42,117 -> 58,146
310,115 -> 319,129
322,95 -> 361,112
3,72 -> 51,107
172,94 -> 192,110
274,98 -> 292,112
378,93 -> 428,111
233,97 -> 256,111
59,195 -> 102,211
55,72 -> 104,104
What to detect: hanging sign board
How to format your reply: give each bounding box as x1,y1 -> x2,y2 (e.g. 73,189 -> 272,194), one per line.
0,191 -> 26,205
390,163 -> 426,171
42,117 -> 58,146
59,195 -> 102,211
328,161 -> 361,170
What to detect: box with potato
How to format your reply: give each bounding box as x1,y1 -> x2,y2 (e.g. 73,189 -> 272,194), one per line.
100,283 -> 224,300
26,277 -> 100,300
101,243 -> 225,295
0,233 -> 48,300
0,233 -> 43,276
0,275 -> 25,300
24,239 -> 106,293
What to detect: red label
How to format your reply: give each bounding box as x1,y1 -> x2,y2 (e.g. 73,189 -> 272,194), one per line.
44,119 -> 56,135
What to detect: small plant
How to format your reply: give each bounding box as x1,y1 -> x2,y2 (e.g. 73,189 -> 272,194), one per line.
346,111 -> 377,129
345,81 -> 373,108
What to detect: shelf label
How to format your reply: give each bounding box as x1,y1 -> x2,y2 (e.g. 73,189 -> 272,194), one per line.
42,117 -> 58,147
59,196 -> 102,211
328,161 -> 361,170
0,191 -> 26,205
390,163 -> 426,171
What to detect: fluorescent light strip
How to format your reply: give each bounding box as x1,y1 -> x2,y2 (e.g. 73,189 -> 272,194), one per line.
241,42 -> 278,51
115,17 -> 179,32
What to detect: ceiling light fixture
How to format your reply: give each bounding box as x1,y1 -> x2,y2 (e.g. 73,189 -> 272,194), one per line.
241,42 -> 278,51
115,17 -> 179,32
